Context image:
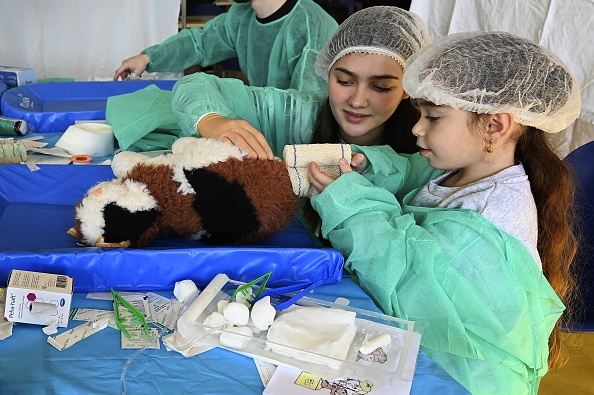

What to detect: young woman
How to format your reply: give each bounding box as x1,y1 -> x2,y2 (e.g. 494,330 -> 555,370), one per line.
308,31 -> 581,394
170,6 -> 432,160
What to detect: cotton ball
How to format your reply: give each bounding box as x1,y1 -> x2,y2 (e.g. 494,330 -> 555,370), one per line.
217,299 -> 229,314
219,326 -> 253,349
250,296 -> 276,331
359,333 -> 392,355
173,279 -> 199,304
203,311 -> 229,331
235,289 -> 255,305
223,301 -> 250,326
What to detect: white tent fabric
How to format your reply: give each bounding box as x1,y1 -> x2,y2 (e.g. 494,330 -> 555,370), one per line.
409,0 -> 594,158
0,0 -> 181,82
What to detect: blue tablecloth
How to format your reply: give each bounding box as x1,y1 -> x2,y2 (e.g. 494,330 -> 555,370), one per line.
0,277 -> 469,394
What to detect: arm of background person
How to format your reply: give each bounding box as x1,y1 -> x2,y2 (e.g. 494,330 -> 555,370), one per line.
143,9 -> 240,73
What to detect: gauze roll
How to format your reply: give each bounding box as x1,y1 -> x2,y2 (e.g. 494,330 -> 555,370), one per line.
55,123 -> 115,157
283,144 -> 351,198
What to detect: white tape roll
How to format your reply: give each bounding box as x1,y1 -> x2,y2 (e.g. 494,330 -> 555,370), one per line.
56,123 -> 115,157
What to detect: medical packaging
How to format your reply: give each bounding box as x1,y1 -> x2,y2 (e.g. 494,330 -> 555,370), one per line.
4,270 -> 74,327
0,66 -> 36,89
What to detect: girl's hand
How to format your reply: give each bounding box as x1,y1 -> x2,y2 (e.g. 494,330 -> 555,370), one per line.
308,158 -> 353,194
113,54 -> 150,81
198,115 -> 274,160
350,152 -> 368,173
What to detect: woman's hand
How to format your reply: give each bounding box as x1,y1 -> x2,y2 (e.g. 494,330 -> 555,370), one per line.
113,54 -> 150,81
198,114 -> 274,160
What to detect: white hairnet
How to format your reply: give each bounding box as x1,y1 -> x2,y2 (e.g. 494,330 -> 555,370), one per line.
314,6 -> 432,81
403,31 -> 582,134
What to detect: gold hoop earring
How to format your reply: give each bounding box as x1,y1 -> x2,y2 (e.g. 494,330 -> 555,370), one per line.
486,139 -> 494,153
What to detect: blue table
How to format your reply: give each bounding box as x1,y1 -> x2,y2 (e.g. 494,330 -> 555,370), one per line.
0,277 -> 469,394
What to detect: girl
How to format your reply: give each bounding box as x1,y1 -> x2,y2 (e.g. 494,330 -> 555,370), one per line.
170,6 -> 432,160
308,31 -> 581,394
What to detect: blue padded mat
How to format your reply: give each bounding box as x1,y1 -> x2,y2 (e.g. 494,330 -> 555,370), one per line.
0,164 -> 343,292
0,80 -> 176,133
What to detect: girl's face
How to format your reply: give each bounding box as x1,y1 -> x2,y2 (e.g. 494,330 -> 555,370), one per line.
328,53 -> 407,146
412,100 -> 484,171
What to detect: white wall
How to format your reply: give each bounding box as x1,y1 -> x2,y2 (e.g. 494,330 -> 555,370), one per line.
0,0 -> 180,82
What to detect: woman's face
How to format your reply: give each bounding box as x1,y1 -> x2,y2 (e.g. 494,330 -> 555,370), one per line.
328,53 -> 408,146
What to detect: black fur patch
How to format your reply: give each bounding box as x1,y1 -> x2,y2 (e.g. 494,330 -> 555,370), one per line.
103,203 -> 159,244
184,168 -> 259,243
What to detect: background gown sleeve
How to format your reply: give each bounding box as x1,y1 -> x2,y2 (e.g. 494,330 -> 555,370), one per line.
310,169 -> 565,395
171,72 -> 327,157
142,5 -> 245,72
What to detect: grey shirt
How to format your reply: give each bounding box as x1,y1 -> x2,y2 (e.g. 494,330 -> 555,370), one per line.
410,164 -> 541,269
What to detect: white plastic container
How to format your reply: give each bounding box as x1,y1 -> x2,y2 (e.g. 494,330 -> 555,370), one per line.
174,278 -> 423,386
55,122 -> 115,157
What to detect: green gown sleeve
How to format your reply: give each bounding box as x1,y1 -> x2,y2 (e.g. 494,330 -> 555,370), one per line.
171,72 -> 327,157
310,155 -> 564,394
351,145 -> 445,198
142,4 -> 248,72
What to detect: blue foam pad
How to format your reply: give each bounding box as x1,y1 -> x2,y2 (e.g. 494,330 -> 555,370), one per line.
0,164 -> 343,292
0,80 -> 176,133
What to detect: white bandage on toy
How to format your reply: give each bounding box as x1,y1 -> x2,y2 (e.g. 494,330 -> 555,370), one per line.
283,144 -> 351,198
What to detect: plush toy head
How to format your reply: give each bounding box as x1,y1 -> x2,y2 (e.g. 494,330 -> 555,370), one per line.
68,137 -> 300,247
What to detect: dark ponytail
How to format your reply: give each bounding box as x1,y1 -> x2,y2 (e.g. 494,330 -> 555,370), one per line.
516,127 -> 579,368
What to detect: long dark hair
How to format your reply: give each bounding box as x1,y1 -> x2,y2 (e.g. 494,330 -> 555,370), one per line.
303,97 -> 420,234
516,126 -> 579,368
471,114 -> 579,369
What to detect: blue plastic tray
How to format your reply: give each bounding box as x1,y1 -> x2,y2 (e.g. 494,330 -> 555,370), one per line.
0,80 -> 176,133
0,164 -> 343,292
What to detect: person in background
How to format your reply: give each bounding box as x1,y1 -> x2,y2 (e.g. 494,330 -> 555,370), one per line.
171,6 -> 431,160
113,0 -> 338,93
307,31 -> 581,394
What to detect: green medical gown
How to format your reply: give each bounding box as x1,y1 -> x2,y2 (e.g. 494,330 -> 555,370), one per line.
143,0 -> 338,92
172,72 -> 329,157
311,145 -> 564,395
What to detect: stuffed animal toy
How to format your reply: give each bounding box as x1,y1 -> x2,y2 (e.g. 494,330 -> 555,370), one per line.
68,137 -> 302,247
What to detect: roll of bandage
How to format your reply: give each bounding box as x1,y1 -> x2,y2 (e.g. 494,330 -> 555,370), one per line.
0,139 -> 27,163
0,116 -> 28,136
55,123 -> 115,157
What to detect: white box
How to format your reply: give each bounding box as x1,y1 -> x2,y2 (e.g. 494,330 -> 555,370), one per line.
4,270 -> 74,327
0,66 -> 37,88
